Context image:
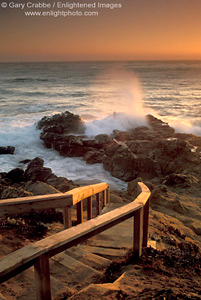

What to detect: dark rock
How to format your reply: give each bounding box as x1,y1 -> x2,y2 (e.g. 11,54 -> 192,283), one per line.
37,111 -> 86,134
159,184 -> 168,193
0,184 -> 32,199
43,124 -> 64,134
84,149 -> 105,164
0,157 -> 78,199
129,126 -> 160,140
95,134 -> 113,144
169,199 -> 187,214
54,135 -> 87,157
0,146 -> 15,155
19,159 -> 31,164
109,193 -> 124,203
0,173 -> 7,180
191,226 -> 201,236
36,111 -> 201,185
156,138 -> 192,159
125,141 -> 158,177
0,178 -> 12,185
37,111 -> 86,151
24,157 -> 77,193
146,114 -> 175,137
24,181 -> 61,196
113,130 -> 132,142
127,140 -> 155,155
175,132 -> 201,147
103,140 -> 161,181
149,187 -> 167,207
25,157 -> 54,182
7,168 -> 25,183
152,138 -> 200,176
82,139 -> 104,150
39,132 -> 57,148
26,157 -> 44,168
103,143 -> 138,181
164,173 -> 199,187
45,175 -> 77,193
127,177 -> 142,197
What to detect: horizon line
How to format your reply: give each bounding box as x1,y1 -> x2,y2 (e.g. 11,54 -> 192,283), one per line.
1,58 -> 201,64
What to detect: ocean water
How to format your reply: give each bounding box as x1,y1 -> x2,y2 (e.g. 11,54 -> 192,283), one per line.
0,60 -> 201,189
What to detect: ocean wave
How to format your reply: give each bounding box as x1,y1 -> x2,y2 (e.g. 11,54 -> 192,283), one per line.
11,78 -> 50,83
0,121 -> 126,189
85,112 -> 147,136
19,91 -> 47,97
1,60 -> 201,187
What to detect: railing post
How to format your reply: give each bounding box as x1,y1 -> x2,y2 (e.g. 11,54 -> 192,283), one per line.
34,254 -> 51,300
143,198 -> 150,247
87,196 -> 92,220
96,193 -> 100,216
77,201 -> 83,224
102,190 -> 107,208
133,207 -> 143,258
63,206 -> 72,229
106,186 -> 110,204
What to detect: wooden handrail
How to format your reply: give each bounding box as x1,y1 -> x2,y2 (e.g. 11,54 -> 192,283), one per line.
0,182 -> 109,229
0,182 -> 150,300
0,193 -> 72,216
65,182 -> 109,205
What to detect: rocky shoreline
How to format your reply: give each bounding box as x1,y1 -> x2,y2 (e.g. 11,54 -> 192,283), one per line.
0,156 -> 77,199
0,111 -> 201,299
1,111 -> 201,241
37,111 -> 201,183
1,111 -> 201,245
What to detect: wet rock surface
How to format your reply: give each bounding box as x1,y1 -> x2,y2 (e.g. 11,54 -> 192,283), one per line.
0,157 -> 78,199
37,111 -> 201,183
37,110 -> 86,135
1,111 -> 201,299
34,110 -> 201,251
0,157 -> 77,241
0,146 -> 15,155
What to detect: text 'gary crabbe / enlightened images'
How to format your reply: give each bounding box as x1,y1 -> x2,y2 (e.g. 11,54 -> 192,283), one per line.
1,1 -> 123,17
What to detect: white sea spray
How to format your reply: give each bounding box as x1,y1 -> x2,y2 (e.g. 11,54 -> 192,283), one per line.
0,61 -> 201,188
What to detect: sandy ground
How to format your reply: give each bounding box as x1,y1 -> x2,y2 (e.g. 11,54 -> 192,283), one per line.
0,185 -> 201,299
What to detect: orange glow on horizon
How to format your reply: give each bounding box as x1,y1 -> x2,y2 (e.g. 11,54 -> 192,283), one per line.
1,0 -> 201,62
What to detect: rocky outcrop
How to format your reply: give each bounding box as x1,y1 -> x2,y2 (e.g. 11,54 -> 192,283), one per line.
24,157 -> 77,192
37,111 -> 201,184
0,146 -> 15,155
24,181 -> 60,195
103,143 -> 138,181
25,157 -> 53,182
37,111 -> 86,148
0,185 -> 32,199
164,173 -> 199,187
127,177 -> 142,197
175,132 -> 201,147
0,157 -> 78,199
146,114 -> 175,137
7,168 -> 25,183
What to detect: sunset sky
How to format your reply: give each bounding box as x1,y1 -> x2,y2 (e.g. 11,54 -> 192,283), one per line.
1,0 -> 201,62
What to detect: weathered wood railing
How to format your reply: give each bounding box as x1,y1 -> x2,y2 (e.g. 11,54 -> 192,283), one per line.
0,182 -> 110,229
0,182 -> 150,300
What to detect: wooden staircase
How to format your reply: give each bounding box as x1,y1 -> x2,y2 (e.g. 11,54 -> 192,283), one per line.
0,183 -> 151,300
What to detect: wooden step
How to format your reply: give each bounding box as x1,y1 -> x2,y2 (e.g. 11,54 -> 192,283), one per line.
84,238 -> 132,250
67,282 -> 128,300
0,266 -> 73,300
80,245 -> 128,260
65,245 -> 111,271
51,252 -> 102,290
